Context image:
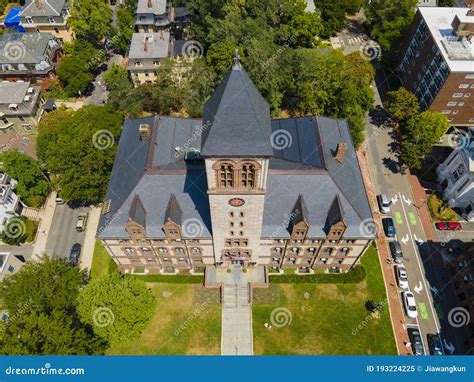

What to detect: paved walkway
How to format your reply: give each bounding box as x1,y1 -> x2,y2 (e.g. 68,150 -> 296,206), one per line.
80,206 -> 101,271
32,192 -> 57,260
357,151 -> 411,355
221,265 -> 253,355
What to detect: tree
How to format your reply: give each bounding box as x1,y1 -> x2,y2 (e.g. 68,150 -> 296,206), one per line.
400,111 -> 449,169
364,0 -> 418,66
0,149 -> 50,207
314,0 -> 363,38
109,5 -> 135,54
285,49 -> 375,147
37,106 -> 123,203
206,41 -> 244,78
385,87 -> 420,123
103,64 -> 130,91
56,56 -> 94,97
77,273 -> 155,343
0,257 -> 105,355
69,0 -> 112,43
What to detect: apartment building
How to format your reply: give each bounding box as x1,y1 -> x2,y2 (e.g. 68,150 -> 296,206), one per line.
0,82 -> 44,134
397,7 -> 474,126
0,32 -> 61,82
127,31 -> 171,84
98,58 -> 374,277
437,126 -> 473,220
19,0 -> 74,43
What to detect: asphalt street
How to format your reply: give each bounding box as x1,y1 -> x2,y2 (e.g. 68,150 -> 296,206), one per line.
365,74 -> 442,355
45,204 -> 90,260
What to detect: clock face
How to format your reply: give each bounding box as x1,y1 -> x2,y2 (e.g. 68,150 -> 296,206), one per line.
228,198 -> 245,207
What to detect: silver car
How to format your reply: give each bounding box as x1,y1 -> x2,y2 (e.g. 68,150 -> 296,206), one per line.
377,193 -> 391,214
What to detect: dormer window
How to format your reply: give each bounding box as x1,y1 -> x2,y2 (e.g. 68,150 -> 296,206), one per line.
135,61 -> 142,67
26,17 -> 33,24
48,17 -> 55,23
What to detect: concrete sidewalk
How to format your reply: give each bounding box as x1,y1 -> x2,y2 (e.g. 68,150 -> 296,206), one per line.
80,206 -> 101,272
32,192 -> 57,260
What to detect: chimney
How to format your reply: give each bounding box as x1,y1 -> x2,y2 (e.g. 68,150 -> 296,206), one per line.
334,143 -> 347,163
468,4 -> 474,17
147,0 -> 152,8
139,124 -> 151,140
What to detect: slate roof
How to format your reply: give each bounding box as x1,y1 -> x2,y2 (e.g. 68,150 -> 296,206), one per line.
0,82 -> 31,104
136,0 -> 167,14
201,60 -> 273,157
0,33 -> 56,65
20,0 -> 66,17
128,32 -> 170,60
98,64 -> 373,241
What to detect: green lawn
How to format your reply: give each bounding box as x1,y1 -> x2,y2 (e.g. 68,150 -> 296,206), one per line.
90,240 -> 117,279
253,245 -> 397,355
106,283 -> 221,355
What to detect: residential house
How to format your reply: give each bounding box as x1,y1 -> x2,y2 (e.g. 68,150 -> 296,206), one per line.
19,0 -> 74,43
134,0 -> 172,33
437,126 -> 474,220
0,252 -> 25,283
98,57 -> 374,278
0,172 -> 22,233
0,32 -> 61,82
397,7 -> 474,126
0,81 -> 44,134
127,31 -> 171,84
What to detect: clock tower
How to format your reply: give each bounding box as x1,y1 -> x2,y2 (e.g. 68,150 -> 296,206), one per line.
201,53 -> 272,268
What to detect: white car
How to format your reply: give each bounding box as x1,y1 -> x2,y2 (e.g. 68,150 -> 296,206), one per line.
403,291 -> 418,319
396,265 -> 409,289
377,193 -> 391,214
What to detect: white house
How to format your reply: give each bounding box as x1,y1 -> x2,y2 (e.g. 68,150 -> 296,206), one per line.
0,172 -> 22,232
437,127 -> 474,221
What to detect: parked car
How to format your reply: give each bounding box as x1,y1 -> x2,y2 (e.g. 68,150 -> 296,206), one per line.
403,291 -> 418,319
427,333 -> 444,355
55,197 -> 65,205
76,212 -> 88,232
408,328 -> 425,355
382,217 -> 396,238
396,265 -> 409,289
389,241 -> 404,264
377,193 -> 391,214
69,243 -> 81,265
435,221 -> 462,231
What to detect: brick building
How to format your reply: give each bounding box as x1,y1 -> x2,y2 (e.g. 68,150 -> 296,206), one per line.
97,58 -> 374,278
397,7 -> 474,126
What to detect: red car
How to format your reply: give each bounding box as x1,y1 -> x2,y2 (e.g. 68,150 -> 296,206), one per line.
435,221 -> 463,231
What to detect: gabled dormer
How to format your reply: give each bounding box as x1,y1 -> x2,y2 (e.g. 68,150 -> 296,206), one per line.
325,195 -> 346,241
126,195 -> 147,241
162,194 -> 182,240
289,194 -> 309,240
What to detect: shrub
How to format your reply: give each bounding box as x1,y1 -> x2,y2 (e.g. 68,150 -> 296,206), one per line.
427,194 -> 456,221
270,265 -> 366,284
127,274 -> 204,283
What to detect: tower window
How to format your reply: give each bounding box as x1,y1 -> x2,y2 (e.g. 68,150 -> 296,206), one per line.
241,163 -> 256,190
219,164 -> 234,189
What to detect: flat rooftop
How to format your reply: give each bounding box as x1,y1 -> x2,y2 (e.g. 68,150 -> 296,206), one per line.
419,7 -> 474,72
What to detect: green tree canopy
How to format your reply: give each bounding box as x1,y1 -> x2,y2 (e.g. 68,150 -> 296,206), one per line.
0,149 -> 50,207
37,106 -> 122,203
69,0 -> 112,42
385,87 -> 420,123
0,257 -> 105,355
364,0 -> 418,66
77,273 -> 155,343
400,111 -> 449,169
56,56 -> 94,97
314,0 -> 363,38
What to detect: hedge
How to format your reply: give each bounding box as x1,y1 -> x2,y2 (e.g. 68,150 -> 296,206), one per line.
127,274 -> 204,283
269,265 -> 366,284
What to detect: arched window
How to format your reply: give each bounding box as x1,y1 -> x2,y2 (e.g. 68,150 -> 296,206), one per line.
219,163 -> 234,189
241,163 -> 255,190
